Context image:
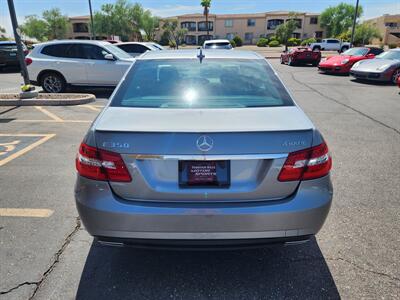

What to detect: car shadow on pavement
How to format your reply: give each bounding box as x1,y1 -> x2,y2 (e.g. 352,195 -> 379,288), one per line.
76,237 -> 339,299
67,87 -> 114,99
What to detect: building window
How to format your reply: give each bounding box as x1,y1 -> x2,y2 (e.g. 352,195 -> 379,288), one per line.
245,32 -> 254,41
198,35 -> 213,45
181,22 -> 196,31
247,19 -> 256,27
315,31 -> 323,39
385,22 -> 398,28
184,35 -> 197,45
226,33 -> 235,40
287,19 -> 302,29
225,19 -> 233,27
292,32 -> 301,39
73,23 -> 89,33
198,21 -> 213,31
310,17 -> 318,25
267,19 -> 284,30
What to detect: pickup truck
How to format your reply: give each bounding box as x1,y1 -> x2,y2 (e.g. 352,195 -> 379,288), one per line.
310,39 -> 351,52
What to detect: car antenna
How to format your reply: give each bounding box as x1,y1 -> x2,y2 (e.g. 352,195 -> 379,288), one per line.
197,49 -> 205,63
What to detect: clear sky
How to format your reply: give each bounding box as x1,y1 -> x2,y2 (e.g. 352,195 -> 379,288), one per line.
1,0 -> 399,36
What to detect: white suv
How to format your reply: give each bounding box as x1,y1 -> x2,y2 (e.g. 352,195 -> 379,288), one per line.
26,40 -> 135,93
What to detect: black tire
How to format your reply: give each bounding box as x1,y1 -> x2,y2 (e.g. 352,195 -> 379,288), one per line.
40,72 -> 66,93
391,68 -> 400,84
312,61 -> 319,67
280,56 -> 284,64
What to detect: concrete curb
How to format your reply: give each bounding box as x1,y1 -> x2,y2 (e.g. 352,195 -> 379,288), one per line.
0,93 -> 96,106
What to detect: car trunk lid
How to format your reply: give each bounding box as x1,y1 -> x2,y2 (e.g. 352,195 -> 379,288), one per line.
94,107 -> 314,202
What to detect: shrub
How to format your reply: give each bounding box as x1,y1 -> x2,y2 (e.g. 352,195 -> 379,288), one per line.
301,38 -> 317,46
169,40 -> 177,48
268,40 -> 280,47
257,38 -> 269,47
268,35 -> 278,41
159,31 -> 170,46
388,43 -> 397,49
233,35 -> 243,47
230,39 -> 236,48
287,37 -> 301,46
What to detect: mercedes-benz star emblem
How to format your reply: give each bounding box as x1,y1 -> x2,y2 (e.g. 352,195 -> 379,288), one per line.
196,135 -> 213,152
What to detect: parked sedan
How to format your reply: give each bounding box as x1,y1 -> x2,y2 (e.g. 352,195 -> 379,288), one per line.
280,47 -> 321,66
318,47 -> 383,74
26,40 -> 135,93
0,41 -> 28,70
350,49 -> 400,83
75,50 -> 333,249
115,42 -> 161,57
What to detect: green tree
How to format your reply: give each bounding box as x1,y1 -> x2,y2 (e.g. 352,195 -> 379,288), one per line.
162,19 -> 187,49
352,23 -> 381,46
0,26 -> 7,40
93,0 -> 144,41
275,13 -> 298,51
20,15 -> 49,41
201,0 -> 211,36
320,2 -> 363,37
42,8 -> 69,40
141,10 -> 159,41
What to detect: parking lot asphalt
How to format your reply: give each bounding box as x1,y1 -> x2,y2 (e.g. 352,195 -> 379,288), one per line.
0,61 -> 399,300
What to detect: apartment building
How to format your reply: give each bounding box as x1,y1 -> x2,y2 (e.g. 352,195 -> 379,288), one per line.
364,14 -> 400,46
159,11 -> 324,45
68,11 -> 324,45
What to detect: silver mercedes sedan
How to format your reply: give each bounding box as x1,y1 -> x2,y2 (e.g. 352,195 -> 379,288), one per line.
75,50 -> 333,248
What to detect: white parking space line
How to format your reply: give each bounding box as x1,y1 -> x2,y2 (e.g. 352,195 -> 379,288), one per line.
0,208 -> 54,218
35,106 -> 64,122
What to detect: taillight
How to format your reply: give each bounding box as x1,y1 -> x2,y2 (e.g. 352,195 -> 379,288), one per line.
278,142 -> 332,182
76,143 -> 131,182
25,57 -> 32,66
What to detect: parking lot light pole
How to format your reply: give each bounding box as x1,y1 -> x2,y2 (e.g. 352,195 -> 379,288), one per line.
88,0 -> 96,40
7,0 -> 30,86
350,0 -> 360,48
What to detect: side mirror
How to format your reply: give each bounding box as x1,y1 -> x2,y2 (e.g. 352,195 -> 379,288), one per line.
366,53 -> 375,58
104,53 -> 115,61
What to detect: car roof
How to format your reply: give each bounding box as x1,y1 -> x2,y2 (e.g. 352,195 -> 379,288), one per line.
203,39 -> 231,44
138,49 -> 263,60
115,42 -> 150,46
33,40 -> 111,47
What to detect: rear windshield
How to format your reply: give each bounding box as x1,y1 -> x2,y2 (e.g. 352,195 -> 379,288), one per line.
111,59 -> 294,108
204,42 -> 232,49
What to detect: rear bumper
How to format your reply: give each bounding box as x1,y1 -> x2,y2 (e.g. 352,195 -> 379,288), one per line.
293,57 -> 320,64
75,175 -> 333,244
0,59 -> 19,67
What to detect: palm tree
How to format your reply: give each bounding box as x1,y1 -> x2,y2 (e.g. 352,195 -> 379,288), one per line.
201,0 -> 211,37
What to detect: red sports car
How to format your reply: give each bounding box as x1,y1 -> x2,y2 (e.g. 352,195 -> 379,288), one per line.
318,47 -> 383,74
280,47 -> 321,66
